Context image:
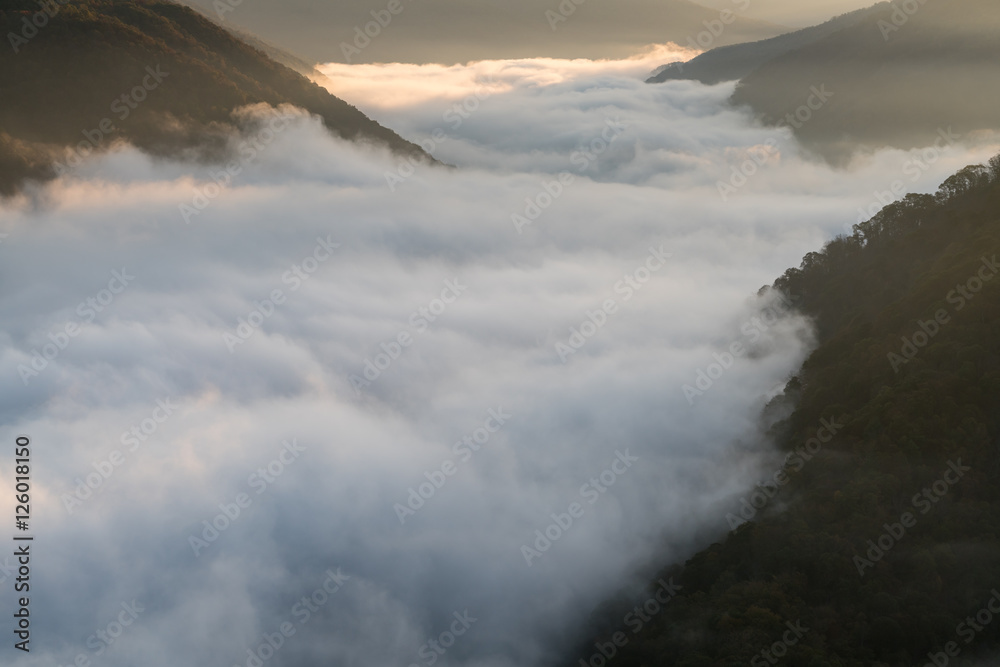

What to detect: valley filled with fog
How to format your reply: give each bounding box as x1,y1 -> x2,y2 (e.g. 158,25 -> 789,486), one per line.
1,46 -> 997,667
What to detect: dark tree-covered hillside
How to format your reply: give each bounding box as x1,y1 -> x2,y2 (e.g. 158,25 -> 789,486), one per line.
569,156 -> 1000,666
0,0 -> 430,195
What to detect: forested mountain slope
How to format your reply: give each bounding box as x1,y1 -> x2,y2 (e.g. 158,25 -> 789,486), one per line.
570,157 -> 1000,666
0,0 -> 429,195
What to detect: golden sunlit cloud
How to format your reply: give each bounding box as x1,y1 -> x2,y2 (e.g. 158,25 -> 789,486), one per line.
314,43 -> 697,110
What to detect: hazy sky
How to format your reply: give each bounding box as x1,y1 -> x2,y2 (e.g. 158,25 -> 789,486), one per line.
179,0 -> 789,64
694,0 -> 877,26
1,49 -> 997,667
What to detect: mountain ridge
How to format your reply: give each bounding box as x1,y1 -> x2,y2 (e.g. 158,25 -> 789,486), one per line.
730,0 -> 1000,161
646,3 -> 889,85
569,155 -> 1000,666
0,0 -> 431,196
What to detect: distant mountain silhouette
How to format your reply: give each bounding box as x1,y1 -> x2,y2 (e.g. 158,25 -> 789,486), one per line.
730,0 -> 1000,161
647,4 -> 888,85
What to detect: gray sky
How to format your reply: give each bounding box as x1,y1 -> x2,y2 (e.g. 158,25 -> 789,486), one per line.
180,0 -> 795,64
694,0 -> 876,27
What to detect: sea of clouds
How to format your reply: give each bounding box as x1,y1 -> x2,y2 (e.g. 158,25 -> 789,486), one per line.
0,45 -> 996,667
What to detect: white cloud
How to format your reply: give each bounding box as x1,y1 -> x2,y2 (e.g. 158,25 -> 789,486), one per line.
0,51 -> 997,667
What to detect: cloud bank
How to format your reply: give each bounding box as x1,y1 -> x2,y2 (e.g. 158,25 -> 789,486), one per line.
0,51 -> 997,667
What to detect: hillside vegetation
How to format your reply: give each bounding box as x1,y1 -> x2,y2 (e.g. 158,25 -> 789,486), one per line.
571,157 -> 1000,666
0,0 -> 428,195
